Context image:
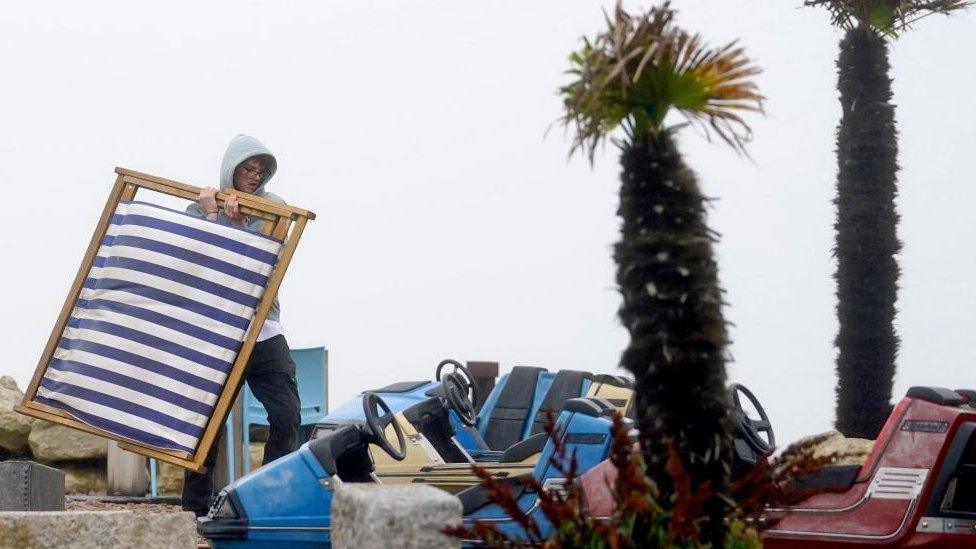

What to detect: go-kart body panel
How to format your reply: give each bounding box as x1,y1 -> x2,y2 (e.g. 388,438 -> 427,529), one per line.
322,381 -> 441,423
203,447 -> 336,548
764,395 -> 976,546
451,418 -> 488,454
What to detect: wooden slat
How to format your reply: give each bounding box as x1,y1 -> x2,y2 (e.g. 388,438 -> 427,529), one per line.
120,183 -> 138,201
17,400 -> 194,461
271,216 -> 291,241
116,167 -> 316,220
14,403 -> 202,471
21,174 -> 128,401
121,175 -> 278,223
115,442 -> 199,470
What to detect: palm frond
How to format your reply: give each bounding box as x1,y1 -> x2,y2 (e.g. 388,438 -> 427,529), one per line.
804,0 -> 972,34
560,1 -> 763,162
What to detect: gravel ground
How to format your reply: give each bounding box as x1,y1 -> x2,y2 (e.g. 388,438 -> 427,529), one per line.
65,499 -> 183,514
65,497 -> 208,547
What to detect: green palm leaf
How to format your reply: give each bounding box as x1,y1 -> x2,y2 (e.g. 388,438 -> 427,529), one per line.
805,0 -> 972,34
560,2 -> 763,162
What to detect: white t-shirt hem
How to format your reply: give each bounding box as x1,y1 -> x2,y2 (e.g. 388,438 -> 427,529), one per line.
255,319 -> 285,342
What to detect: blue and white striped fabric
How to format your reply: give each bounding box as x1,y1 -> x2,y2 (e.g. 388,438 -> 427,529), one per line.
36,200 -> 282,454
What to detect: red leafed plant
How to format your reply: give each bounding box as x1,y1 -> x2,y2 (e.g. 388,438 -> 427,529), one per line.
444,413 -> 850,548
726,432 -> 866,529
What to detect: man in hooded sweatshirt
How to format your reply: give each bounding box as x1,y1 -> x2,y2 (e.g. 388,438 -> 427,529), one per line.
181,134 -> 301,516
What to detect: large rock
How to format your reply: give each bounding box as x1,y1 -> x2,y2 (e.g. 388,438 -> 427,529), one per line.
0,376 -> 33,454
250,441 -> 263,471
332,483 -> 461,549
0,510 -> 196,549
803,430 -> 873,465
777,430 -> 874,480
28,420 -> 108,462
156,461 -> 184,495
63,464 -> 107,495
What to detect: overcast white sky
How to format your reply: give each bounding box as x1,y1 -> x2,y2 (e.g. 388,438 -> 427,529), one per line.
1,1 -> 973,448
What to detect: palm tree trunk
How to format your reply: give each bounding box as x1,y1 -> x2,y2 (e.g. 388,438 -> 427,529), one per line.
834,27 -> 900,439
615,131 -> 732,542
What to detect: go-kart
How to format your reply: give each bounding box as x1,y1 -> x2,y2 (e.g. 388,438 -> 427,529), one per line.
197,359 -> 776,547
762,386 -> 976,546
198,360 -> 640,546
580,385 -> 976,547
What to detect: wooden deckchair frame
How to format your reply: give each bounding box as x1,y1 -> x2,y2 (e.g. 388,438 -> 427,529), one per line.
16,167 -> 316,472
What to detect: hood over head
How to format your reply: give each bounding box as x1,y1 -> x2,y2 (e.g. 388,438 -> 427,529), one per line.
219,134 -> 278,196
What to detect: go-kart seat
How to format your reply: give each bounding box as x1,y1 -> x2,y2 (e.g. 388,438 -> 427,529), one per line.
471,368 -> 593,462
480,366 -> 548,451
527,370 -> 593,437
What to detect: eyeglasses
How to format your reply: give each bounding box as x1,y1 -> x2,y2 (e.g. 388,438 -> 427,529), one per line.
239,164 -> 266,180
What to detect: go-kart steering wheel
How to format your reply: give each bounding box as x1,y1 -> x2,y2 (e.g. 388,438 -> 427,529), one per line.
729,383 -> 775,456
443,373 -> 478,427
435,359 -> 479,406
361,392 -> 406,461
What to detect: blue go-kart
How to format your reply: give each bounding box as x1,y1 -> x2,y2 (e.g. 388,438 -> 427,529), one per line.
197,360 -> 642,546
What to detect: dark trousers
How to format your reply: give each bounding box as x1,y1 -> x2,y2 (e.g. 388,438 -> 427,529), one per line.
182,334 -> 301,514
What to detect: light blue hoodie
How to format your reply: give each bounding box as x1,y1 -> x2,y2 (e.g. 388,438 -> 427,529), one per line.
187,134 -> 284,323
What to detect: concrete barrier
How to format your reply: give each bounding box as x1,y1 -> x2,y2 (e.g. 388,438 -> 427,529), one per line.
0,461 -> 64,511
332,483 -> 462,549
0,510 -> 196,549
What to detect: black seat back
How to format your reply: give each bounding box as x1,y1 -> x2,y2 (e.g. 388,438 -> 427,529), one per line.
529,370 -> 592,436
483,366 -> 546,450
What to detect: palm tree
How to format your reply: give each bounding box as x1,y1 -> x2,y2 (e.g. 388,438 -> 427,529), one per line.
805,0 -> 969,439
560,2 -> 761,542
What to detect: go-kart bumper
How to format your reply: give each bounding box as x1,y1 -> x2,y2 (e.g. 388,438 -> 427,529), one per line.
197,517 -> 248,540
198,516 -> 332,549
198,489 -> 248,540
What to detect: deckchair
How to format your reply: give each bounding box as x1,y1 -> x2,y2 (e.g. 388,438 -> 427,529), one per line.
16,168 -> 314,473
